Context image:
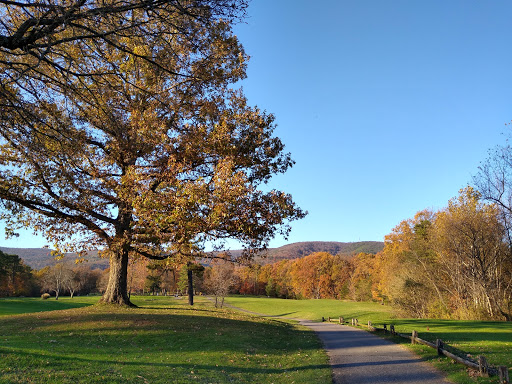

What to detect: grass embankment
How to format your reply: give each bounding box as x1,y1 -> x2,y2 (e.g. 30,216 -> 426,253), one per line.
0,296 -> 330,384
226,296 -> 512,384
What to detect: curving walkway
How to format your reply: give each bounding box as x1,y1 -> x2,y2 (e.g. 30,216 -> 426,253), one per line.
301,320 -> 452,384
221,301 -> 452,384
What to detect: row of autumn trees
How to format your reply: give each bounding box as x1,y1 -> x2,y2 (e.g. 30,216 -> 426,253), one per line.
232,187 -> 512,322
0,250 -> 102,298
0,248 -> 233,302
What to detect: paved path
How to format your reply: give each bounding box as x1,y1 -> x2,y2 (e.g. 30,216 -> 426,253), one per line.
301,320 -> 452,384
220,301 -> 452,384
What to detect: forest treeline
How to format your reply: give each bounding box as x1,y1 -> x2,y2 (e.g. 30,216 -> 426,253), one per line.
2,186 -> 511,321
234,186 -> 512,321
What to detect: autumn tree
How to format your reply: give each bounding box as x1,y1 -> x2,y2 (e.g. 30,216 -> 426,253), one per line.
291,252 -> 338,299
347,252 -> 376,302
331,255 -> 353,299
0,0 -> 248,128
378,210 -> 449,317
0,2 -> 305,306
127,257 -> 149,296
433,187 -> 512,320
234,263 -> 266,295
378,187 -> 512,320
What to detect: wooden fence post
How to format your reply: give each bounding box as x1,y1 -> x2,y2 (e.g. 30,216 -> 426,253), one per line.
499,366 -> 510,384
355,318 -> 358,326
383,324 -> 387,333
390,325 -> 395,335
478,355 -> 489,377
322,316 -> 325,322
411,330 -> 418,344
328,317 -> 331,322
436,339 -> 444,356
339,316 -> 344,324
368,321 -> 372,328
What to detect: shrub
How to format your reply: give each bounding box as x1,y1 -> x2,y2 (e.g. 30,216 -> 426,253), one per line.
41,293 -> 50,300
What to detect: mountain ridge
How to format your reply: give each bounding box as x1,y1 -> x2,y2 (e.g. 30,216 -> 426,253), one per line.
1,241 -> 384,269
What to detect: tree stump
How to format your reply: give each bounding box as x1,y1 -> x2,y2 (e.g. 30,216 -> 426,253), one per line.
499,366 -> 509,384
478,355 -> 489,377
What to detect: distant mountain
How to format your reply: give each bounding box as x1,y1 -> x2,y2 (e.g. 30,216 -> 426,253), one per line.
2,241 -> 384,270
254,241 -> 384,264
0,247 -> 108,270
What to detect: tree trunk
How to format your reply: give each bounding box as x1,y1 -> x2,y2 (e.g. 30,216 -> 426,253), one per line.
188,266 -> 194,306
100,248 -> 134,306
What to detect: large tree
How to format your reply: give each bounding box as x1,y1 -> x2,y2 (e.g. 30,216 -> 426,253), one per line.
1,0 -> 248,135
0,0 -> 246,67
0,1 -> 305,305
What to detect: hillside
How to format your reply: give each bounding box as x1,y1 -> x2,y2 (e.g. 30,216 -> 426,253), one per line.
0,247 -> 108,270
254,241 -> 384,264
2,241 -> 384,270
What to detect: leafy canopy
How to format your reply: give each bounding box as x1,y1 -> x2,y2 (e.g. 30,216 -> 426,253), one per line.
0,1 -> 305,263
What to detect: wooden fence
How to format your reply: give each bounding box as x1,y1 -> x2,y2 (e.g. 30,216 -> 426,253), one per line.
321,316 -> 510,384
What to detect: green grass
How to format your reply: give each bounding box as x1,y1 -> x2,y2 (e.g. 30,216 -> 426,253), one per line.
225,295 -> 394,322
0,296 -> 99,316
225,296 -> 512,384
382,319 -> 512,384
0,296 -> 330,384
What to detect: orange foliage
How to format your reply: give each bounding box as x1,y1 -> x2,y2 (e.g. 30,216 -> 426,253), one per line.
234,252 -> 375,300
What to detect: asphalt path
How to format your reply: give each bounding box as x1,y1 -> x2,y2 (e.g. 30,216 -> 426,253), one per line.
300,320 -> 453,384
221,301 -> 452,384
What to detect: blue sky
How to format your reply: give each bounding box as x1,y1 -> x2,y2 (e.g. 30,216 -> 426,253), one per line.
1,0 -> 511,249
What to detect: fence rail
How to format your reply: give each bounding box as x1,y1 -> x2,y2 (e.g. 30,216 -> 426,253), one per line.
321,316 -> 510,384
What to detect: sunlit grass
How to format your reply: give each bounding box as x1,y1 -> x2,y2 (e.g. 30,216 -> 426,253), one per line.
226,296 -> 512,384
0,296 -> 330,384
225,295 -> 394,322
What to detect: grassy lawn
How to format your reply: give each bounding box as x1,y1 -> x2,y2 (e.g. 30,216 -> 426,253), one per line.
0,296 -> 330,384
0,296 -> 99,316
226,296 -> 512,384
225,295 -> 394,323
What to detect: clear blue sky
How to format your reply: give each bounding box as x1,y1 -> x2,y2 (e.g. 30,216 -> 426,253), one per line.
1,0 -> 511,249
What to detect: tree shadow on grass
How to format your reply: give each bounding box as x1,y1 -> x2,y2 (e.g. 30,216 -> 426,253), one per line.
0,347 -> 330,375
0,308 -> 331,383
0,308 -> 326,359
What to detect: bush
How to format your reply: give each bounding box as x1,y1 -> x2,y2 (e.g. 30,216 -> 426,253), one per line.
41,293 -> 50,300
